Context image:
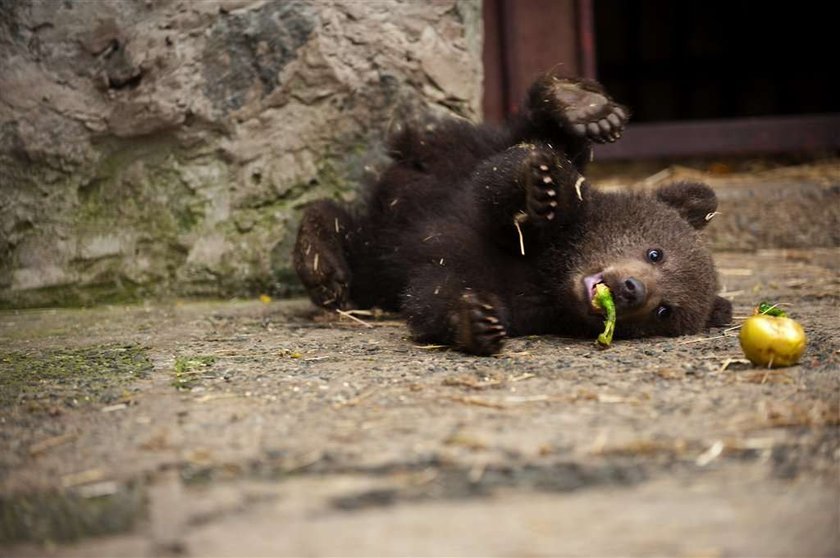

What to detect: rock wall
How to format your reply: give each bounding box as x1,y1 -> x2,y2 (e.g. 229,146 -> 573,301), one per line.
0,0 -> 483,307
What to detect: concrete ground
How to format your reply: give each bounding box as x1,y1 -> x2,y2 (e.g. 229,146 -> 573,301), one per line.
1,161 -> 838,557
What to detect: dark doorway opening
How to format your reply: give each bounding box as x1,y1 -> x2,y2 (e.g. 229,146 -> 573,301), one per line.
593,0 -> 838,123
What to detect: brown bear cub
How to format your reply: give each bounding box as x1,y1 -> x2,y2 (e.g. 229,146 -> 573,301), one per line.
293,72 -> 732,355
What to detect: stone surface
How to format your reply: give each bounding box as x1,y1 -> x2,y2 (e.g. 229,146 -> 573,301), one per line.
590,158 -> 840,251
0,0 -> 483,308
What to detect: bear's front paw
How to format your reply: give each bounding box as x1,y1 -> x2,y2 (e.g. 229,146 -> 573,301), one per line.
521,147 -> 581,224
535,77 -> 628,143
453,291 -> 507,356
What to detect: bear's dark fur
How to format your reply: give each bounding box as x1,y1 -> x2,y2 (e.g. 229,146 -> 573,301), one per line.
293,73 -> 733,355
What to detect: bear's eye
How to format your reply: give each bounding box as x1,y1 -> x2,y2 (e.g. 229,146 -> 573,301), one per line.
655,305 -> 672,320
646,248 -> 664,263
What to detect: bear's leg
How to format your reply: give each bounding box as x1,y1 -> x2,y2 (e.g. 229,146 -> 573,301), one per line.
292,200 -> 354,309
401,268 -> 508,356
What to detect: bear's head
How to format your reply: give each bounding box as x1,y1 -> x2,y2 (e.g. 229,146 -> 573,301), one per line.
553,181 -> 732,338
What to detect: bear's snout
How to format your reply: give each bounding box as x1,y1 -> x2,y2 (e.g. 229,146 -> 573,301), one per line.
602,264 -> 655,313
619,277 -> 646,308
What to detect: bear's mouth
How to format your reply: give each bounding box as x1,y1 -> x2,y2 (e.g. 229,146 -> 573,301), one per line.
583,272 -> 605,313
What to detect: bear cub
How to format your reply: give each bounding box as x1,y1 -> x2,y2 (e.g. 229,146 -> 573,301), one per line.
293,72 -> 732,355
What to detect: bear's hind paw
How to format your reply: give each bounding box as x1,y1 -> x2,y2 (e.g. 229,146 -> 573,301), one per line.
453,291 -> 507,356
540,78 -> 628,143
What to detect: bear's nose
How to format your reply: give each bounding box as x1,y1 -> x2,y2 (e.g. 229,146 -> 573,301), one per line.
619,277 -> 646,308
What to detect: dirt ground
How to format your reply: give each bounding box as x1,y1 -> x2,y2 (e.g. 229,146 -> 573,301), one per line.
1,244 -> 838,557
2,158 -> 839,556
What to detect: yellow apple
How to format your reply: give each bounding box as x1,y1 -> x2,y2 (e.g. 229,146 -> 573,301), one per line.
738,314 -> 807,368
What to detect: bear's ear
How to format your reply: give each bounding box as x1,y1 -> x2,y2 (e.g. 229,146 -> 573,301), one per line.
706,296 -> 733,328
655,181 -> 719,229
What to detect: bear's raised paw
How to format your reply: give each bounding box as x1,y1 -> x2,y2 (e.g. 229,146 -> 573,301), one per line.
530,76 -> 629,144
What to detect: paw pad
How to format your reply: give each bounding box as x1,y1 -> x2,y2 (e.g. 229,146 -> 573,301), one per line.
545,79 -> 628,143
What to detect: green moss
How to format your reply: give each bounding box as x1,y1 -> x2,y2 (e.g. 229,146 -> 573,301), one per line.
77,139 -> 205,235
0,345 -> 153,411
0,483 -> 145,544
277,154 -> 358,207
172,355 -> 217,390
0,278 -> 155,311
312,157 -> 347,196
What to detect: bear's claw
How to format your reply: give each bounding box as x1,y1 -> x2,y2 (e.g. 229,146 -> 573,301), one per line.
454,291 -> 507,356
522,147 -> 581,223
